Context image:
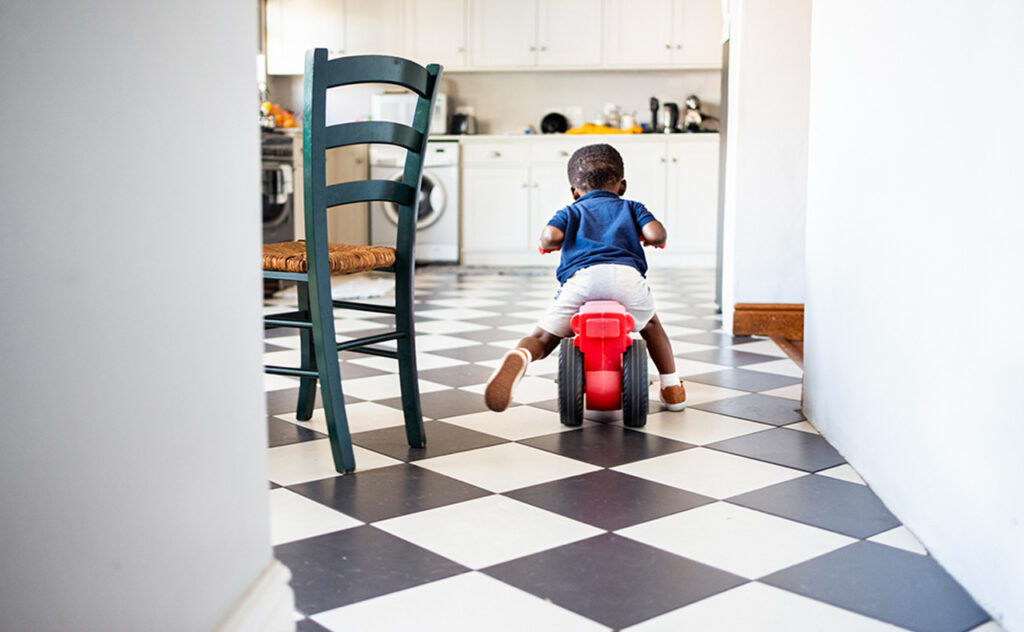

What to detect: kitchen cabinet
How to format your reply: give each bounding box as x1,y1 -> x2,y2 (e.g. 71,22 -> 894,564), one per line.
405,0 -> 468,70
469,0 -> 602,69
343,0 -> 404,57
603,0 -> 722,69
461,135 -> 719,267
293,139 -> 370,245
266,0 -> 345,76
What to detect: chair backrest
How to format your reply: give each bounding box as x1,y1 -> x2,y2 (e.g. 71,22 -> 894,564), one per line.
302,49 -> 443,266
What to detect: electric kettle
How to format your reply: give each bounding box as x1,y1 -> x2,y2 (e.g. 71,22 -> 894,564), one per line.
661,102 -> 680,133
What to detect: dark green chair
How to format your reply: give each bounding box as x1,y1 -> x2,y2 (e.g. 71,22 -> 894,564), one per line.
262,50 -> 443,473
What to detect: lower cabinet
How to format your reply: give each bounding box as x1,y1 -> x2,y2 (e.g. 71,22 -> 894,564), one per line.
461,135 -> 720,267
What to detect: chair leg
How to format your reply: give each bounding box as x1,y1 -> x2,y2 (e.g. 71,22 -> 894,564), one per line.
395,265 -> 426,448
295,282 -> 317,421
309,275 -> 356,474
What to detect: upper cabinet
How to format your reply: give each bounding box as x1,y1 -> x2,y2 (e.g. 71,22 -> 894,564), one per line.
405,0 -> 468,70
603,0 -> 722,69
265,0 -> 720,74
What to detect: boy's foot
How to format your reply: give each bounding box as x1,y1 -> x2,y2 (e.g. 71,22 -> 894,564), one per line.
660,384 -> 687,411
484,348 -> 529,412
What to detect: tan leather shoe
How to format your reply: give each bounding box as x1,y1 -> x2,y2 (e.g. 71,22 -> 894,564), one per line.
484,348 -> 529,412
660,383 -> 687,411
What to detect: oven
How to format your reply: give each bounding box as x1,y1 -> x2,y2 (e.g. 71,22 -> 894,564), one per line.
262,130 -> 295,244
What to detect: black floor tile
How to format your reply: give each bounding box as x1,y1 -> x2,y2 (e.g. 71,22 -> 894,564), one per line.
266,387 -> 363,416
707,428 -> 844,472
505,469 -> 714,530
728,475 -> 901,538
461,314 -> 536,328
276,526 -> 467,615
429,344 -> 509,363
519,424 -> 694,468
685,368 -> 803,392
296,618 -> 332,632
483,534 -> 747,630
265,342 -> 290,353
351,421 -> 506,461
678,348 -> 786,368
761,541 -> 989,632
417,364 -> 499,388
268,417 -> 326,448
693,393 -> 806,425
448,327 -> 525,343
676,332 -> 757,346
265,327 -> 297,339
677,317 -> 722,330
287,463 -> 491,523
338,358 -> 394,380
377,389 -> 494,419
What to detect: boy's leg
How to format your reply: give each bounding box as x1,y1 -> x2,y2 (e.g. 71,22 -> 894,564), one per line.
640,313 -> 687,411
484,327 -> 560,412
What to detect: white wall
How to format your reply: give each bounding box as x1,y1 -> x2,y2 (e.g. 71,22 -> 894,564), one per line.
804,1 -> 1024,628
720,0 -> 810,327
0,1 -> 289,630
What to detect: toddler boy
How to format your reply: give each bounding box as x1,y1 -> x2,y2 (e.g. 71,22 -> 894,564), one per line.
484,143 -> 686,413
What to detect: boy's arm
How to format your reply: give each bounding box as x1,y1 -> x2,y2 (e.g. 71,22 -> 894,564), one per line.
641,220 -> 667,247
540,225 -> 565,253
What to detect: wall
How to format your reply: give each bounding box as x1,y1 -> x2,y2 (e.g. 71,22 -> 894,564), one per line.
0,1 -> 288,630
270,69 -> 721,134
720,0 -> 810,328
803,1 -> 1024,628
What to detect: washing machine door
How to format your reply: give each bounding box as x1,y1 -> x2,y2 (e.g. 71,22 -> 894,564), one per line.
382,169 -> 446,229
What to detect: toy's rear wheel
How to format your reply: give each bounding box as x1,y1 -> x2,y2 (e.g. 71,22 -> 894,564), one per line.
622,340 -> 649,428
558,338 -> 585,427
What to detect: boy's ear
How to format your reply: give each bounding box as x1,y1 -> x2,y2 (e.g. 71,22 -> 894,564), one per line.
570,187 -> 582,200
618,179 -> 628,196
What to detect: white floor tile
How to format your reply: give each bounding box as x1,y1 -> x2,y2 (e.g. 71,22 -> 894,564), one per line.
375,334 -> 482,352
423,297 -> 508,309
264,373 -> 300,392
339,374 -> 448,401
612,448 -> 806,499
638,409 -> 767,445
275,401 -> 413,434
868,526 -> 928,555
313,572 -> 607,632
663,340 -> 719,354
760,383 -> 804,401
816,463 -> 866,485
968,621 -> 1007,632
374,496 -> 603,569
268,439 -> 401,485
745,359 -> 804,378
672,359 -> 732,377
331,318 -> 390,333
784,421 -> 819,434
348,352 -> 466,372
415,443 -> 601,493
661,324 -> 708,337
460,376 -> 557,404
675,381 -> 749,406
508,309 -> 548,321
443,406 -> 569,441
413,319 -> 490,335
623,582 -> 903,631
416,307 -> 500,321
618,502 -> 855,579
725,339 -> 789,358
268,488 -> 362,545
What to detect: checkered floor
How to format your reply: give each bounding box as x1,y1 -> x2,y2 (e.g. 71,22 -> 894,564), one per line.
264,267 -> 997,632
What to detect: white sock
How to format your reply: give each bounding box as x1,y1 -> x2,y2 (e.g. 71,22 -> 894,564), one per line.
660,373 -> 680,389
516,347 -> 533,362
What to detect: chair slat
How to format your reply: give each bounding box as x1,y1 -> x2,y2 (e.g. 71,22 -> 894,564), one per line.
324,180 -> 415,208
325,55 -> 430,96
324,121 -> 422,152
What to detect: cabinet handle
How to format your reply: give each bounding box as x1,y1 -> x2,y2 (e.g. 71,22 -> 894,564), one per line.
457,46 -> 465,53
676,44 -> 682,50
529,45 -> 537,52
533,183 -> 540,188
559,150 -> 569,157
540,46 -> 547,52
660,157 -> 666,163
672,157 -> 678,163
665,44 -> 671,49
522,182 -> 529,188
490,151 -> 502,158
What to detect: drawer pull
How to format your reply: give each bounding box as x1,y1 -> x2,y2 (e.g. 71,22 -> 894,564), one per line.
559,150 -> 569,157
491,151 -> 502,158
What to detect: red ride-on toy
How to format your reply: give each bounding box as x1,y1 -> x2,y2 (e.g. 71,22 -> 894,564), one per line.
558,301 -> 648,428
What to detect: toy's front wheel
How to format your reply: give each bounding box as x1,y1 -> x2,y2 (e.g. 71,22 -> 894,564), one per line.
558,339 -> 585,427
621,340 -> 649,428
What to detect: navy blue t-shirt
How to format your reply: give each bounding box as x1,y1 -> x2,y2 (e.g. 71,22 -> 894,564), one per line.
546,190 -> 657,285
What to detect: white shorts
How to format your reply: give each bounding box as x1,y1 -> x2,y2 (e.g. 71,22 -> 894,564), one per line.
538,264 -> 656,338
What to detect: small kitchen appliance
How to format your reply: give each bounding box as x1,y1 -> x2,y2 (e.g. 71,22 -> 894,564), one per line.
661,102 -> 680,133
450,107 -> 476,134
649,97 -> 659,132
683,95 -> 704,132
372,92 -> 448,135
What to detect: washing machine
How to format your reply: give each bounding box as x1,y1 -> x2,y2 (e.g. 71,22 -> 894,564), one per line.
370,140 -> 459,263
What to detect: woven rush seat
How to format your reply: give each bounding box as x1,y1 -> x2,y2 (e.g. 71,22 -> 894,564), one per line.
263,241 -> 396,274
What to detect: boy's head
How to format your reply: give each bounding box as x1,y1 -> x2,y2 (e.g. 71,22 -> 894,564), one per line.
567,143 -> 626,198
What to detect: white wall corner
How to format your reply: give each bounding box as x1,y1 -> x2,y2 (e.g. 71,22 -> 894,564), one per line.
216,560 -> 295,632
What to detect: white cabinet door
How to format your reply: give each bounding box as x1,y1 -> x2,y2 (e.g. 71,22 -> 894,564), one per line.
529,164 -> 574,266
603,0 -> 673,67
462,165 -> 531,260
536,0 -> 602,67
266,0 -> 345,75
470,0 -> 538,68
405,0 -> 468,70
667,138 -> 719,258
343,0 -> 404,57
672,0 -> 722,68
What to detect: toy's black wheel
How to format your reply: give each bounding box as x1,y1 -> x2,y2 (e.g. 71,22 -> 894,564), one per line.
558,338 -> 585,427
622,339 -> 649,428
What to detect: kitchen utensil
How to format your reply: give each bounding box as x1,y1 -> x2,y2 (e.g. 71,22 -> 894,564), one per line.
450,108 -> 476,134
683,94 -> 703,132
649,97 -> 660,132
541,112 -> 569,134
662,102 -> 680,133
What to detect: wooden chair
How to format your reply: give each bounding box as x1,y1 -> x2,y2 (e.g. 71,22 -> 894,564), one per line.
263,50 -> 443,473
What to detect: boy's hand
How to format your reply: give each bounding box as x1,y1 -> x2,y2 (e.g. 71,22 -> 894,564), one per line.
640,237 -> 666,249
539,245 -> 560,254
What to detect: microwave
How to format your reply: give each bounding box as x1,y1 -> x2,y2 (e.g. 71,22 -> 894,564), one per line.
370,92 -> 448,135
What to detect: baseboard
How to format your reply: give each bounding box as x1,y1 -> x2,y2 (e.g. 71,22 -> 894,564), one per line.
733,303 -> 804,341
216,560 -> 295,632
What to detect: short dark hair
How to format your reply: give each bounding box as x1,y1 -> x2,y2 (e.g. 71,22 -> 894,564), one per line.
567,144 -> 624,191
